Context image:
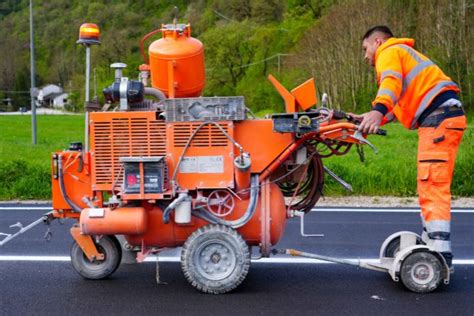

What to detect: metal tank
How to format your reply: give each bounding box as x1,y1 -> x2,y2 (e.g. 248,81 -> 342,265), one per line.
148,23 -> 205,98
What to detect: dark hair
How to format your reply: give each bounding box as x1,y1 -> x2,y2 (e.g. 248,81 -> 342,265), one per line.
362,25 -> 394,40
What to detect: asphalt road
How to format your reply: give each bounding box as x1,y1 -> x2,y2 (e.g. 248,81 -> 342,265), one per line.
1,204 -> 473,315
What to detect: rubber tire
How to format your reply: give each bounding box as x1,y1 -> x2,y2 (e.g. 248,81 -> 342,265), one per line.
384,236 -> 423,258
400,251 -> 444,293
71,235 -> 122,280
181,224 -> 250,294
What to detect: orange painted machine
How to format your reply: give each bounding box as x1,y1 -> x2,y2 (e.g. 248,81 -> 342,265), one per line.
9,21 -> 436,294
44,21 -> 389,293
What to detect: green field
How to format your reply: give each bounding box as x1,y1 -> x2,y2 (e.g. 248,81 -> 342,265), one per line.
0,114 -> 472,200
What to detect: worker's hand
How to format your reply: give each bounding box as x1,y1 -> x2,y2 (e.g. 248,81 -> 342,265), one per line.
358,110 -> 383,134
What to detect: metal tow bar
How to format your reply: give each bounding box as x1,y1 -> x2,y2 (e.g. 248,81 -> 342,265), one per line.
0,211 -> 55,247
273,248 -> 386,272
272,233 -> 451,294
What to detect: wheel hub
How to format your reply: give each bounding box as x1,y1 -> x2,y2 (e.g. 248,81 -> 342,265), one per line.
411,262 -> 434,285
195,241 -> 236,281
211,252 -> 221,264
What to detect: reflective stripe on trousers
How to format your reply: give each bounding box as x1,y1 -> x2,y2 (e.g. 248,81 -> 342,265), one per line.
417,115 -> 466,252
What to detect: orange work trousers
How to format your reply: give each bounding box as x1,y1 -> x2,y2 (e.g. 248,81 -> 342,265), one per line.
417,115 -> 466,251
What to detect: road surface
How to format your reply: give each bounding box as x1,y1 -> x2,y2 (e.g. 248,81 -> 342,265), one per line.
1,204 -> 473,315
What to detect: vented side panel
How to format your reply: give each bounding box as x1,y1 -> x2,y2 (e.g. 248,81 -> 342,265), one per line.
168,121 -> 234,189
173,123 -> 229,147
90,112 -> 167,191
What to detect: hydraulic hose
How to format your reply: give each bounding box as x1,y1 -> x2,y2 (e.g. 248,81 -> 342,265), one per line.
292,155 -> 324,213
276,153 -> 324,214
144,87 -> 166,101
162,193 -> 188,224
58,155 -> 82,212
192,175 -> 259,228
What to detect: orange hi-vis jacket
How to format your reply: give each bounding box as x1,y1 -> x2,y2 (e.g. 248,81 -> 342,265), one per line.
372,38 -> 459,129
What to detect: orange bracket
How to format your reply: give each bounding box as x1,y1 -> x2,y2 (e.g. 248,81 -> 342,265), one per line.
291,78 -> 317,111
70,225 -> 105,262
268,74 -> 296,113
268,75 -> 318,113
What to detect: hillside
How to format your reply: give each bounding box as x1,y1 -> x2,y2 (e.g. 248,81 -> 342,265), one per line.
0,0 -> 472,113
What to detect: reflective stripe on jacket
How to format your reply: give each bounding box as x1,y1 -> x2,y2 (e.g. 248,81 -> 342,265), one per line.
373,38 -> 459,129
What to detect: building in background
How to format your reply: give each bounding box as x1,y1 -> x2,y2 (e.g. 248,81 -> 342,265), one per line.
37,84 -> 68,108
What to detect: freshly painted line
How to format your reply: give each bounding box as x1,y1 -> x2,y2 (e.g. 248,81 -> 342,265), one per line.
0,255 -> 473,265
310,208 -> 473,213
0,207 -> 52,211
0,255 -> 70,261
0,206 -> 472,213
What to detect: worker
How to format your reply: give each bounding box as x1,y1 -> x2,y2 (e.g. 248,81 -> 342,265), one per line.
357,25 -> 466,269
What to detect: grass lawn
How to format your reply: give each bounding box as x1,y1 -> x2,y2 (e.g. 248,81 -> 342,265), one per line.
0,114 -> 472,200
0,114 -> 84,167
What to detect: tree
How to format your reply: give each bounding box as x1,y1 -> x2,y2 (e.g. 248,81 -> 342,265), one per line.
201,21 -> 256,95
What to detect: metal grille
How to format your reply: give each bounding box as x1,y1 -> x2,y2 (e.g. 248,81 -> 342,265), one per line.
173,123 -> 229,147
92,115 -> 167,190
164,97 -> 246,122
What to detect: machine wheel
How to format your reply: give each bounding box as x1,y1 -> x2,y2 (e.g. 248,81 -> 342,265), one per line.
400,251 -> 444,293
384,236 -> 423,258
181,224 -> 250,294
71,235 -> 122,280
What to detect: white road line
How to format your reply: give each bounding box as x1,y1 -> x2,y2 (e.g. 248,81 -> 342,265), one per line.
310,208 -> 473,213
0,206 -> 472,213
0,255 -> 473,265
0,207 -> 53,211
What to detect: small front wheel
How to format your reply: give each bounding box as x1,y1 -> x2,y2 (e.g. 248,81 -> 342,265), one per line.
71,235 -> 122,280
400,251 -> 444,293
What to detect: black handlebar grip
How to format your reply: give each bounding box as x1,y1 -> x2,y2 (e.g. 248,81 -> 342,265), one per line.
332,110 -> 347,120
376,129 -> 387,136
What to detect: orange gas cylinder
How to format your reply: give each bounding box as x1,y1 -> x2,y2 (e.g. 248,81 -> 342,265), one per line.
80,207 -> 147,235
149,23 -> 205,98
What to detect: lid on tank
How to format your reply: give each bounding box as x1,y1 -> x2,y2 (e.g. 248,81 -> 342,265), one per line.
162,24 -> 187,33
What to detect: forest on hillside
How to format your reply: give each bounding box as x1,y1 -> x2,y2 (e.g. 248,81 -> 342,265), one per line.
0,0 -> 472,113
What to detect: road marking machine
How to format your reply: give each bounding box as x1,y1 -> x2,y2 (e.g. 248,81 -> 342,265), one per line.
1,20 -> 450,294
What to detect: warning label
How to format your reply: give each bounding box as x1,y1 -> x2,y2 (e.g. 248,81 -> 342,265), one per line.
179,156 -> 224,174
179,157 -> 198,173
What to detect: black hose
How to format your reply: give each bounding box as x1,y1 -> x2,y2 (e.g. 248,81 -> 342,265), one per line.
276,154 -> 324,213
162,193 -> 188,224
295,155 -> 324,213
58,155 -> 82,212
192,175 -> 259,228
144,87 -> 166,101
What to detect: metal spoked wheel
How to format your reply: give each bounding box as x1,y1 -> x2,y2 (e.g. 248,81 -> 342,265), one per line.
181,224 -> 250,294
71,235 -> 122,280
400,251 -> 444,293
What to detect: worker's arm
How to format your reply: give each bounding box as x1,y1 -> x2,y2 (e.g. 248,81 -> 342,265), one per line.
372,48 -> 403,115
359,49 -> 403,133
